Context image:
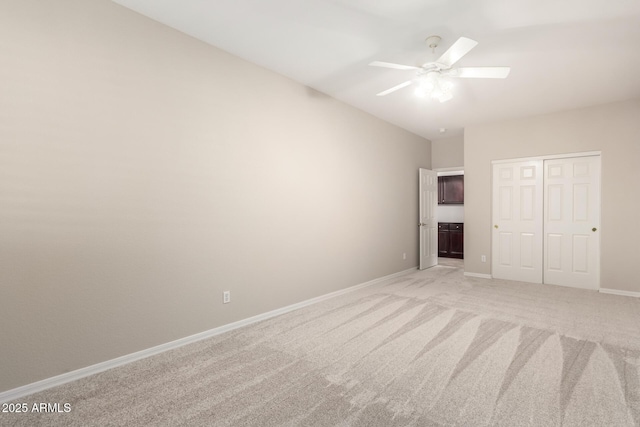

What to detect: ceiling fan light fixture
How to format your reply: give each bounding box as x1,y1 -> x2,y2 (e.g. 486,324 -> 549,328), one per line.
415,72 -> 453,102
438,79 -> 453,92
416,74 -> 435,94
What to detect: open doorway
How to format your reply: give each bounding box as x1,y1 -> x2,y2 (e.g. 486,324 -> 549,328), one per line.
436,169 -> 464,260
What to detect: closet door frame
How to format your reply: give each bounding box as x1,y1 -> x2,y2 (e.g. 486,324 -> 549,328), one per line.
491,151 -> 601,288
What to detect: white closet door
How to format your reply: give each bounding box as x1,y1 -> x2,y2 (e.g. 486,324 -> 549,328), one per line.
544,156 -> 600,289
492,160 -> 543,283
419,168 -> 438,270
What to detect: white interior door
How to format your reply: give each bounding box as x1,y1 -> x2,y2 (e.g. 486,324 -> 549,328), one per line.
492,160 -> 543,283
544,156 -> 600,289
419,168 -> 438,270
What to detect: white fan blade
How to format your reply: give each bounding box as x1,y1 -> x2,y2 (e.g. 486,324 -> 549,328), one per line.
369,61 -> 420,71
436,37 -> 478,67
376,81 -> 412,96
451,67 -> 511,78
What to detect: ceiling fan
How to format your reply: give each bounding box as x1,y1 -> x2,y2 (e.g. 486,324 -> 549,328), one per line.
369,36 -> 510,102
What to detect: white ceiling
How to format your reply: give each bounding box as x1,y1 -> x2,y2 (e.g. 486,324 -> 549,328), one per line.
112,0 -> 640,141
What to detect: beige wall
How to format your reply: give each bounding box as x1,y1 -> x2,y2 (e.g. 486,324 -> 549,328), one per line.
431,136 -> 464,169
0,0 -> 431,392
464,99 -> 640,293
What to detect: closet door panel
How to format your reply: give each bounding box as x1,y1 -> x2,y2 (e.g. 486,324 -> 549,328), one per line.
492,160 -> 543,283
543,156 -> 600,289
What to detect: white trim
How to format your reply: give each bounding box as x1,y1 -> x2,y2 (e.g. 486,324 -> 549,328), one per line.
491,151 -> 601,165
436,169 -> 464,176
432,166 -> 464,173
599,288 -> 640,298
464,272 -> 493,279
0,267 -> 417,404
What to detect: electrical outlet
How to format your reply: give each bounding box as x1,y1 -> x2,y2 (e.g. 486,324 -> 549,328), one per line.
223,291 -> 231,304
481,255 -> 487,263
403,253 -> 406,260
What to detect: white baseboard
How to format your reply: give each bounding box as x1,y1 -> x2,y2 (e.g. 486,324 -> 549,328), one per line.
464,272 -> 493,279
599,288 -> 640,298
0,267 -> 417,404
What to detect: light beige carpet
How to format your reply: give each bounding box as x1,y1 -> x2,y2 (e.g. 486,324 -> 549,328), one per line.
3,263 -> 640,426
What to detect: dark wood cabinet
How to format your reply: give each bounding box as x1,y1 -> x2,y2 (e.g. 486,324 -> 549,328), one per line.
438,223 -> 450,256
438,175 -> 464,204
449,223 -> 464,258
438,222 -> 463,258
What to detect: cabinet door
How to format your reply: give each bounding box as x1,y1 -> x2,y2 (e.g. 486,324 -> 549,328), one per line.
438,224 -> 449,256
437,177 -> 444,205
449,224 -> 464,259
442,175 -> 464,204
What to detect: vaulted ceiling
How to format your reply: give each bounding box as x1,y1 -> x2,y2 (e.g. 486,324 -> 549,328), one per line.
112,0 -> 640,140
